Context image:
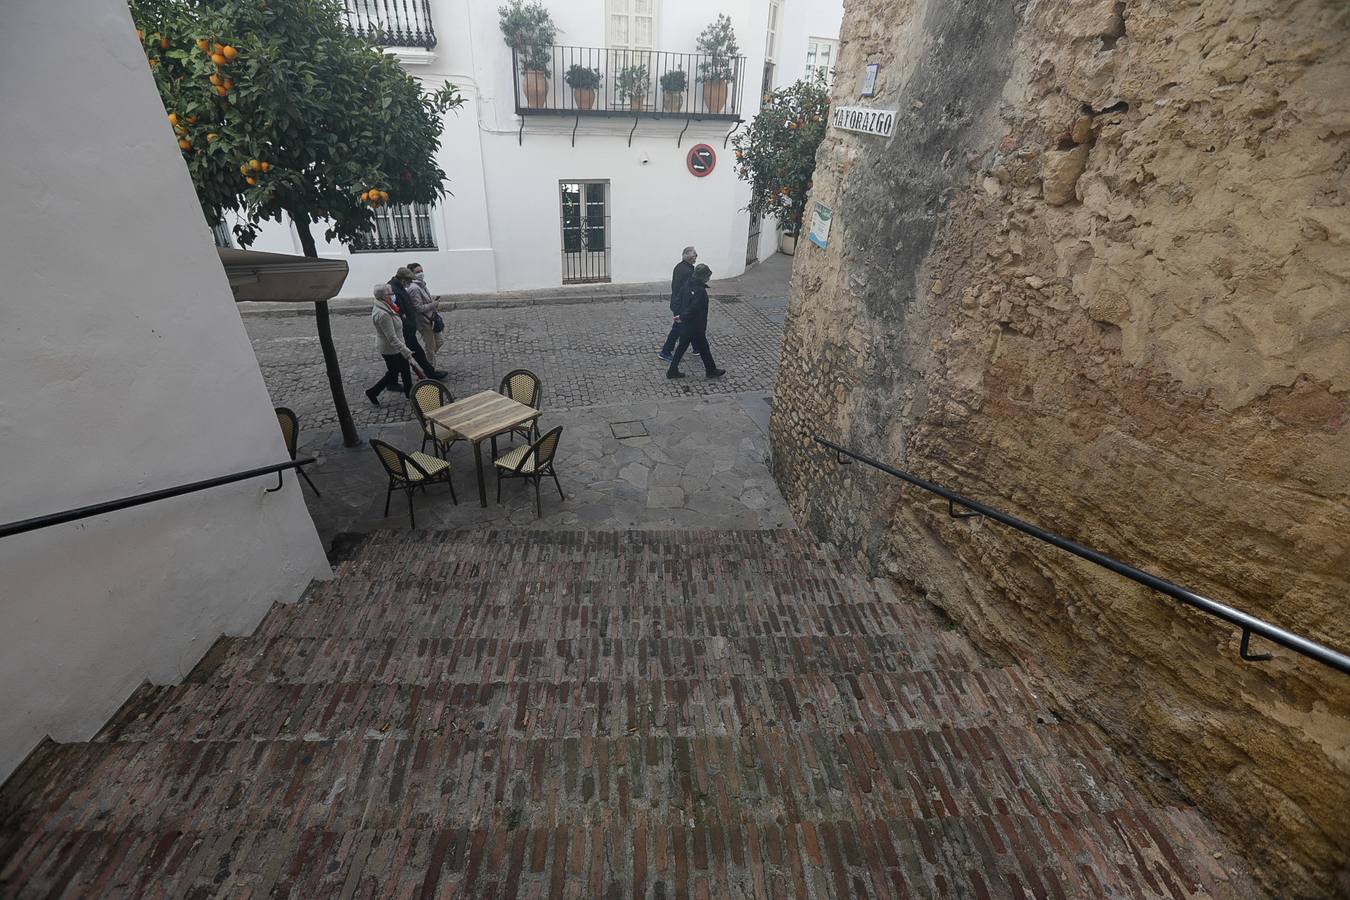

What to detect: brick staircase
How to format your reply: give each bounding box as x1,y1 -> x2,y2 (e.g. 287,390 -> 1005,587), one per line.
0,529 -> 1255,897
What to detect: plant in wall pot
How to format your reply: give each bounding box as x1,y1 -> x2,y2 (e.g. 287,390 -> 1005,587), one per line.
616,62 -> 650,112
659,68 -> 687,112
565,64 -> 601,110
696,14 -> 739,114
499,0 -> 557,109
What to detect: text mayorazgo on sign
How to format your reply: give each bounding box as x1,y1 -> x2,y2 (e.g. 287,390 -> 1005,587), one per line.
830,105 -> 897,137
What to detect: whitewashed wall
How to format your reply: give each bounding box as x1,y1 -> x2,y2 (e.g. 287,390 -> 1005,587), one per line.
0,0 -> 331,782
244,0 -> 816,293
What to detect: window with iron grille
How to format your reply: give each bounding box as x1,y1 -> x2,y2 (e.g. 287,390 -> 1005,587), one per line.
350,203 -> 437,253
211,220 -> 233,248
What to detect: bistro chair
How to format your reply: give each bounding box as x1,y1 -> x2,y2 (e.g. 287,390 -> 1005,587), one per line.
498,369 -> 542,443
410,379 -> 459,458
494,425 -> 565,518
274,407 -> 320,496
369,439 -> 457,530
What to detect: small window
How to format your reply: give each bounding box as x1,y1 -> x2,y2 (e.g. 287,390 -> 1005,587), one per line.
211,220 -> 233,248
607,0 -> 657,50
765,0 -> 782,62
350,203 -> 437,253
806,37 -> 838,86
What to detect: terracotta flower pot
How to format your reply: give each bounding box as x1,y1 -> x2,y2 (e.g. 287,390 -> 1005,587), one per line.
523,70 -> 549,108
628,95 -> 645,112
662,90 -> 684,113
573,87 -> 596,110
703,80 -> 728,114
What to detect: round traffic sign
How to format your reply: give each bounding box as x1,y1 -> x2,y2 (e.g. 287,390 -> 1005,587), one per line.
686,144 -> 716,177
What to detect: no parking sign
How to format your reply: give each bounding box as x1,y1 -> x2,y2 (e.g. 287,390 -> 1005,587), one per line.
686,144 -> 716,177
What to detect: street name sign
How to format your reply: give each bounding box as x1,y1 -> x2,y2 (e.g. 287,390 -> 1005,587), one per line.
831,106 -> 897,137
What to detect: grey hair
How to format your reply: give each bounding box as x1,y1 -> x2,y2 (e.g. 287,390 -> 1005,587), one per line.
374,283 -> 393,300
682,246 -> 697,259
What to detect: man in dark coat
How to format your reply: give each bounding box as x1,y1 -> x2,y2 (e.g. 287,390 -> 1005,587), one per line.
658,246 -> 697,363
666,263 -> 725,380
389,267 -> 447,380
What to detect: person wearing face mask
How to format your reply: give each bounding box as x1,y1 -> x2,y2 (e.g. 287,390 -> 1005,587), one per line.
365,283 -> 415,405
405,262 -> 442,371
658,246 -> 697,363
389,267 -> 447,380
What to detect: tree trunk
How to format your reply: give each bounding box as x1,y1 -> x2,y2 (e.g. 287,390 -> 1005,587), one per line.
292,213 -> 360,447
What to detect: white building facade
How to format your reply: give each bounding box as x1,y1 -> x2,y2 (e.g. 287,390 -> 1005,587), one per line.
238,0 -> 841,295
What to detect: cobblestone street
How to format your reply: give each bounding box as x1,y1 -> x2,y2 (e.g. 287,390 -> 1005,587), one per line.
242,257 -> 790,432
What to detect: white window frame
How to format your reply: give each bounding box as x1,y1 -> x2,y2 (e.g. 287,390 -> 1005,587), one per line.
806,36 -> 838,86
765,0 -> 783,63
606,0 -> 659,50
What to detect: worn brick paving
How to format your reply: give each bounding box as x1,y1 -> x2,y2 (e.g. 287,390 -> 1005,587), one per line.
0,530 -> 1255,898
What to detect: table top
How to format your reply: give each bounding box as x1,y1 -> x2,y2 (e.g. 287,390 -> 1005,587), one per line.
425,390 -> 541,443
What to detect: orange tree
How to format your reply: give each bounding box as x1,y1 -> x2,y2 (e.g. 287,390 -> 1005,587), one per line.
732,77 -> 829,237
130,0 -> 463,446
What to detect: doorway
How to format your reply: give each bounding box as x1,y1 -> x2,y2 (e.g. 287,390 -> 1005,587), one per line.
746,208 -> 762,265
560,181 -> 611,284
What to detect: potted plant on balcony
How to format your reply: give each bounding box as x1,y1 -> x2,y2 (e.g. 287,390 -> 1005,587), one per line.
659,68 -> 687,112
616,62 -> 650,112
696,14 -> 739,114
565,64 -> 601,110
499,0 -> 557,109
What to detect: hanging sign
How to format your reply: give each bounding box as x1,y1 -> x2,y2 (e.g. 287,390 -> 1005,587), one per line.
807,202 -> 833,249
686,144 -> 716,177
831,105 -> 897,137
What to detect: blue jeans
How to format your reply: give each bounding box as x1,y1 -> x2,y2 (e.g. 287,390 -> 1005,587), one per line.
660,320 -> 681,355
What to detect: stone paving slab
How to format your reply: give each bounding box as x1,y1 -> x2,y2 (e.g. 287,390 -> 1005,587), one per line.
296,394 -> 792,553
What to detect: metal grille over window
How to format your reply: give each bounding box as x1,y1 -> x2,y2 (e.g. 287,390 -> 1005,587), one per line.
350,203 -> 437,253
211,221 -> 233,248
343,0 -> 436,49
560,181 -> 610,284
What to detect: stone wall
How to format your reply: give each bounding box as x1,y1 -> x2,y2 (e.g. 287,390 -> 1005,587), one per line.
769,0 -> 1350,894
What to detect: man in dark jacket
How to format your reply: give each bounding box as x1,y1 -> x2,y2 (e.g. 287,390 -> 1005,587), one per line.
389,267 -> 447,380
667,263 -> 725,380
658,246 -> 697,363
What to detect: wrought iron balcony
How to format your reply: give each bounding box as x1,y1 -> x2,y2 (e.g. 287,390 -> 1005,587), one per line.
512,46 -> 748,120
349,203 -> 437,253
343,0 -> 436,50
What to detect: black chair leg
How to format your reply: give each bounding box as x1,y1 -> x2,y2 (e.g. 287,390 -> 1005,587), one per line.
384,482 -> 393,517
447,475 -> 458,506
299,468 -> 321,497
496,470 -> 503,504
406,488 -> 416,530
534,478 -> 541,518
551,471 -> 565,500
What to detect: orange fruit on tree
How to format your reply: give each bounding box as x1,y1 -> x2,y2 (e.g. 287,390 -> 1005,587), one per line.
195,38 -> 209,51
168,113 -> 178,126
248,159 -> 260,170
359,191 -> 370,202
211,53 -> 227,65
222,78 -> 233,90
178,138 -> 192,150
222,45 -> 238,60
206,132 -> 219,141
215,85 -> 228,96
260,161 -> 270,172
209,73 -> 222,85
246,176 -> 257,186
240,164 -> 250,175
136,29 -> 144,41
187,115 -> 199,124
160,36 -> 170,49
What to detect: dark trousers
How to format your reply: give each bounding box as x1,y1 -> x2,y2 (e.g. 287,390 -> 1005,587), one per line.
660,320 -> 681,355
670,329 -> 716,373
403,327 -> 435,377
370,353 -> 412,396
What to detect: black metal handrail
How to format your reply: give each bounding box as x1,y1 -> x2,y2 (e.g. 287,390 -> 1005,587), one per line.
512,45 -> 747,120
343,0 -> 436,49
815,436 -> 1350,677
0,459 -> 316,540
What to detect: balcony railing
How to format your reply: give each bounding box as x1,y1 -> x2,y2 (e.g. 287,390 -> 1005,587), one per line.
350,203 -> 437,253
343,0 -> 436,49
512,46 -> 747,119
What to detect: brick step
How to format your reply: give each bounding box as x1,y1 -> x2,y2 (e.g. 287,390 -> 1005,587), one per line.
0,805 -> 1246,900
342,528 -> 843,566
11,724 -> 1164,836
93,667 -> 1055,744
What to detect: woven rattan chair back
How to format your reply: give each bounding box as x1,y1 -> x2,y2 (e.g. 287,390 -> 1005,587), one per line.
500,369 -> 542,409
527,426 -> 564,471
411,379 -> 453,426
275,407 -> 300,460
370,439 -> 416,483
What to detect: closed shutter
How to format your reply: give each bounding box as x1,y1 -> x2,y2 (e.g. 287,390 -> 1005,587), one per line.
607,0 -> 656,49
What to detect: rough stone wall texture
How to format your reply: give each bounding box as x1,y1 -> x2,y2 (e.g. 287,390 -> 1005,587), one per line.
769,0 -> 1350,894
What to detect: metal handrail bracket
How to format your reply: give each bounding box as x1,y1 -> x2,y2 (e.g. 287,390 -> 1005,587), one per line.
814,435 -> 1350,677
0,458 -> 316,540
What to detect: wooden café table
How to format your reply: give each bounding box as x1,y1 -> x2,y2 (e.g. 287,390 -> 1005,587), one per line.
425,390 -> 542,507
